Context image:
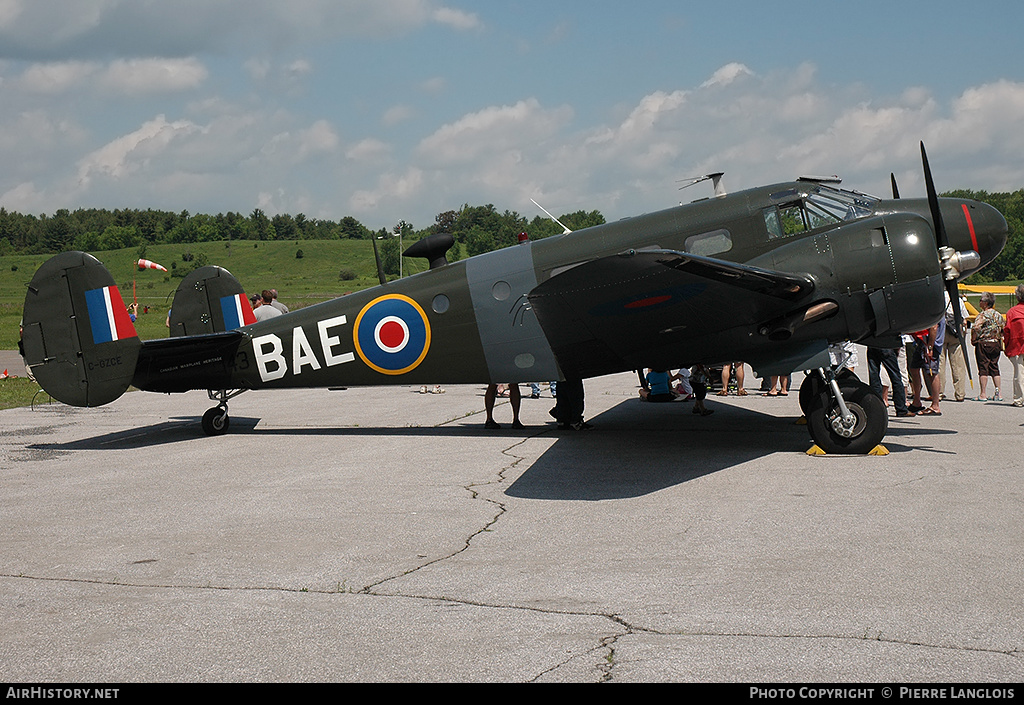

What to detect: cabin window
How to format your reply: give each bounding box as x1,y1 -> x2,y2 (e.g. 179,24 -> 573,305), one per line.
685,228 -> 732,256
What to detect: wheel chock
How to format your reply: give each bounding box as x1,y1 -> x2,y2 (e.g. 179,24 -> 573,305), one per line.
806,444 -> 890,456
795,416 -> 807,425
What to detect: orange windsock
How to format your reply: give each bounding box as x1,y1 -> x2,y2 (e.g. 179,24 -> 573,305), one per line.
137,259 -> 168,272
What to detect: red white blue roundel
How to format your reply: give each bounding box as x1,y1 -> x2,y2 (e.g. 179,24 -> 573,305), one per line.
353,294 -> 431,375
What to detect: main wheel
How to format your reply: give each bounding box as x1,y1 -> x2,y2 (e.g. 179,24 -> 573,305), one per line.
806,379 -> 887,454
202,406 -> 230,436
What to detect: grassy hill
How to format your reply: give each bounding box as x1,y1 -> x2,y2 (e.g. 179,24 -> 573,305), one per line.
0,239 -> 426,349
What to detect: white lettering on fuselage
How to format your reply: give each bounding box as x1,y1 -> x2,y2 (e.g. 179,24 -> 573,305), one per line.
253,315 -> 354,382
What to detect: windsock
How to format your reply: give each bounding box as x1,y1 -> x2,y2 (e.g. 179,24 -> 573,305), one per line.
137,259 -> 168,272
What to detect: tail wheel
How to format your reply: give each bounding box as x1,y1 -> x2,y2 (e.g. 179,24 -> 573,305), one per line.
806,379 -> 887,455
202,406 -> 230,436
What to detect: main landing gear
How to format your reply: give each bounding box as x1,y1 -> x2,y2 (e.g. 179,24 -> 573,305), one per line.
799,368 -> 887,455
201,389 -> 246,436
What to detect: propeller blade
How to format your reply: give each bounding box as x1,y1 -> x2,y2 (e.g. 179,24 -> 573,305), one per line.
921,141 -> 950,249
890,173 -> 900,199
923,142 -> 973,383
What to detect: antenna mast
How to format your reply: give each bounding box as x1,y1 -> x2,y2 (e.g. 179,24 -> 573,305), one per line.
530,199 -> 573,234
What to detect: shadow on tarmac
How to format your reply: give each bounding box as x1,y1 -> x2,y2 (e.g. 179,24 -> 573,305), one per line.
28,396 -> 956,499
504,396 -> 957,500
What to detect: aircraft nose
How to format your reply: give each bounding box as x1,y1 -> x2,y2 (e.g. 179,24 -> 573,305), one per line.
943,199 -> 1008,272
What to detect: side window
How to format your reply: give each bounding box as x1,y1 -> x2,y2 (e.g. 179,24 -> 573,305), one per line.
685,228 -> 732,256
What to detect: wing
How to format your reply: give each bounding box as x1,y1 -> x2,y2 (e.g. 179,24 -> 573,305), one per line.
528,249 -> 817,377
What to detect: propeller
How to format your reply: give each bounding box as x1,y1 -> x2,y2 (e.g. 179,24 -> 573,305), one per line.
890,173 -> 900,199
920,141 -> 972,383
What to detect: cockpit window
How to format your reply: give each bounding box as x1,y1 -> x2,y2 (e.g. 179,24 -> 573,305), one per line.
764,185 -> 879,240
807,185 -> 878,221
764,205 -> 810,239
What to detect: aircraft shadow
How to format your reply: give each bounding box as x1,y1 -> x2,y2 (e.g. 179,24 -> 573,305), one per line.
503,397 -> 957,500
28,417 -> 263,451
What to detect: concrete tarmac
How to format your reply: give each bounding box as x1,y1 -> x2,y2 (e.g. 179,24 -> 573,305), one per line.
1,372 -> 1022,682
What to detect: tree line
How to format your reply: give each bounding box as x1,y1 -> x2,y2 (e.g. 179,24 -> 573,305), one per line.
0,204 -> 605,268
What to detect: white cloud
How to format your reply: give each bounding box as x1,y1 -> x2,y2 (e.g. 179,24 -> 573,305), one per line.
417,98 -> 573,166
347,138 -> 392,163
13,57 -> 206,95
99,58 -> 208,94
350,167 -> 424,213
701,62 -> 754,88
77,114 -> 201,184
375,67 -> 1024,224
285,59 -> 313,79
383,105 -> 415,126
16,60 -> 99,93
431,7 -> 481,31
0,0 -> 481,59
419,76 -> 446,95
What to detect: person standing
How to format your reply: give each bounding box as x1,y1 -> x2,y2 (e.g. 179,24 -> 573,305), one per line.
971,291 -> 1004,401
1003,284 -> 1024,408
253,290 -> 282,321
717,362 -> 747,396
868,344 -> 913,417
269,289 -> 289,314
940,291 -> 968,402
484,383 -> 523,429
909,319 -> 944,416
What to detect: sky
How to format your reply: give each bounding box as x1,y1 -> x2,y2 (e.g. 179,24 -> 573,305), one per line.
1,0 -> 1023,232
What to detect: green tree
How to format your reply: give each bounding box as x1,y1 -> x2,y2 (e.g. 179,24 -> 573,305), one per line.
435,210 -> 457,233
464,225 -> 496,257
250,209 -> 276,241
99,224 -> 139,250
43,210 -> 74,252
272,213 -> 298,240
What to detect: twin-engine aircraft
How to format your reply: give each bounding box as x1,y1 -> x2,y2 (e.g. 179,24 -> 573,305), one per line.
22,144 -> 1007,453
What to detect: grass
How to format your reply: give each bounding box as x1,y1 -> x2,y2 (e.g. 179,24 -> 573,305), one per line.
0,377 -> 52,411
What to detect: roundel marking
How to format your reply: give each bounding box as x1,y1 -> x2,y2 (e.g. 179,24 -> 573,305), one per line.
353,294 -> 431,375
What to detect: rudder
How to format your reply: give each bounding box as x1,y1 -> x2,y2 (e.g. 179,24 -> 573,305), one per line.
22,252 -> 141,407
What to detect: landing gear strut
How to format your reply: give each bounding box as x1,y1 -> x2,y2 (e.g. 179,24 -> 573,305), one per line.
802,368 -> 887,455
201,389 -> 246,436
